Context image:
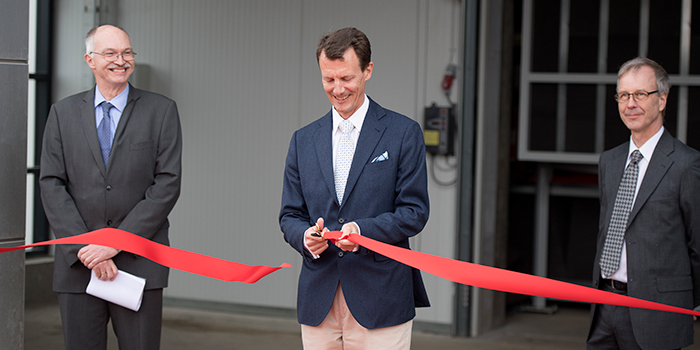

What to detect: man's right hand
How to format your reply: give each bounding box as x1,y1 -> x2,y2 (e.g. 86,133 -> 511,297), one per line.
305,217 -> 329,256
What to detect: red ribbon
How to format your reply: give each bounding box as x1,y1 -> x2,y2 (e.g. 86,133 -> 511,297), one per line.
324,231 -> 700,317
5,228 -> 699,316
0,228 -> 290,284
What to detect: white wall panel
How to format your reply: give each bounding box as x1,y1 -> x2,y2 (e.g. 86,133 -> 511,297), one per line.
117,0 -> 306,309
414,0 -> 463,326
299,0 -> 422,124
116,0 -> 175,95
53,0 -> 97,102
55,0 -> 461,327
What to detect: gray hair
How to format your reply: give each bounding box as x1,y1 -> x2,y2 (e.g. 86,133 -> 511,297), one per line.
617,57 -> 671,94
85,25 -> 130,55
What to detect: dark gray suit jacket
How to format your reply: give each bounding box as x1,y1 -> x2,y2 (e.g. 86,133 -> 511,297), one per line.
40,84 -> 182,293
590,130 -> 700,349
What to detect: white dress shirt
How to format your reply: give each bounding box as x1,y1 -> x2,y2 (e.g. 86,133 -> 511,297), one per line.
605,126 -> 664,282
304,95 -> 370,257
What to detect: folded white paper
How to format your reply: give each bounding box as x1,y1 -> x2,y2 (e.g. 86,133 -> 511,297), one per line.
86,270 -> 146,312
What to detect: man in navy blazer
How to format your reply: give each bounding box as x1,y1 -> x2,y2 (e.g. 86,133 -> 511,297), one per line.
279,27 -> 430,349
40,25 -> 181,349
587,57 -> 700,349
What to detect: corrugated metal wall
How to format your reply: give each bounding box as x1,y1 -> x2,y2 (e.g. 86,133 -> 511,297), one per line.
53,0 -> 461,327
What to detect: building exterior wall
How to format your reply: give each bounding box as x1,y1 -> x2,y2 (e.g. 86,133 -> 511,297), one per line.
51,0 -> 462,327
0,0 -> 28,348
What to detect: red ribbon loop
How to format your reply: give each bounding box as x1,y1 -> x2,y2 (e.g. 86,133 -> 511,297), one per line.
323,230 -> 700,317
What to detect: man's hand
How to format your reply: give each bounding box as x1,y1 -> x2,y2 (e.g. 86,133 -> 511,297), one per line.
92,259 -> 118,281
78,244 -> 120,269
305,217 -> 329,256
335,222 -> 359,252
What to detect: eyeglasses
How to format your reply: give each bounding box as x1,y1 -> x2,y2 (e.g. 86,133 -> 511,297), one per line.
614,90 -> 658,103
90,50 -> 136,62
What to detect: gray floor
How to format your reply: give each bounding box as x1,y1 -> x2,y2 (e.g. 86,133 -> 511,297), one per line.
23,301 -> 700,350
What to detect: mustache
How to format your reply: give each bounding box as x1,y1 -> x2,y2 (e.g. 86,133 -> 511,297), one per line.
106,62 -> 132,69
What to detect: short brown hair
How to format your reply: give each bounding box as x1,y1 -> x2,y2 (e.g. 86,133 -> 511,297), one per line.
316,27 -> 372,72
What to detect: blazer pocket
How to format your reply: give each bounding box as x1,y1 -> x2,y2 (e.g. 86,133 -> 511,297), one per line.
130,140 -> 154,151
373,251 -> 390,262
656,275 -> 693,293
368,159 -> 392,170
647,194 -> 675,203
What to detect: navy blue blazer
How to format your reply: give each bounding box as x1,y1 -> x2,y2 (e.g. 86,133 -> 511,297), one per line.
279,98 -> 430,329
589,130 -> 700,349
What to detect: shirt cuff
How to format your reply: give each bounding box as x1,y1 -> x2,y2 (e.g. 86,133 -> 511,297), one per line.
303,235 -> 321,259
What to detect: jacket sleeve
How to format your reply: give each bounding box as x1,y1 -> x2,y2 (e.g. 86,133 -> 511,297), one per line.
680,153 -> 700,307
39,104 -> 90,266
279,130 -> 313,258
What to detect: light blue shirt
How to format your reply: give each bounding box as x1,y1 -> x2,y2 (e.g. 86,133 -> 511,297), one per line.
94,85 -> 129,138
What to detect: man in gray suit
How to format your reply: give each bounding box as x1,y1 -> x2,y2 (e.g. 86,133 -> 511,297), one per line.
40,25 -> 182,349
587,57 -> 700,349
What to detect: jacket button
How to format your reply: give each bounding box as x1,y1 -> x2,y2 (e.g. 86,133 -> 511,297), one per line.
106,185 -> 112,191
338,218 -> 345,224
338,251 -> 344,258
107,220 -> 112,226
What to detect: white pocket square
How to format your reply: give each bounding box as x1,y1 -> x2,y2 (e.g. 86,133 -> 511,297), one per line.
371,151 -> 389,163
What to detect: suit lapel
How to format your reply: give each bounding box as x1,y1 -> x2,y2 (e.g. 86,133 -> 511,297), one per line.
314,112 -> 337,204
115,85 -> 140,143
342,99 -> 386,205
628,130 -> 674,225
603,144 -> 629,223
110,85 -> 141,166
79,88 -> 107,176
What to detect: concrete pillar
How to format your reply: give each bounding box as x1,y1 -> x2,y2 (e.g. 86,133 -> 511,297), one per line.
469,0 -> 508,336
0,0 -> 29,348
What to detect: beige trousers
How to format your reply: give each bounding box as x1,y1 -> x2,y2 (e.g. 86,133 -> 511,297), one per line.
301,283 -> 413,350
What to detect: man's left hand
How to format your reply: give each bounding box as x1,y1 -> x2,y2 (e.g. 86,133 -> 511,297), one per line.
335,222 -> 360,252
78,244 -> 120,269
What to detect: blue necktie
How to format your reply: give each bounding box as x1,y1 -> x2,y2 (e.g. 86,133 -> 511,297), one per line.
98,102 -> 114,168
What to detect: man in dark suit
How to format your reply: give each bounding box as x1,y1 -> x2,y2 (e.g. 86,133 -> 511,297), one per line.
279,27 -> 430,349
40,25 -> 182,349
587,57 -> 700,349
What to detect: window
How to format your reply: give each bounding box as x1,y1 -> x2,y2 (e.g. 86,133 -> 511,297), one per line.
26,0 -> 52,254
518,0 -> 700,163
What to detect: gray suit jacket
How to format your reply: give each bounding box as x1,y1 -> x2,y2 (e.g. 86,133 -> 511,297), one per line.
40,84 -> 182,293
590,130 -> 700,349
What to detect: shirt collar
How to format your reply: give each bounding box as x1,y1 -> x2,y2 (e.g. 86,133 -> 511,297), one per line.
332,94 -> 369,134
94,84 -> 129,112
628,126 -> 664,163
